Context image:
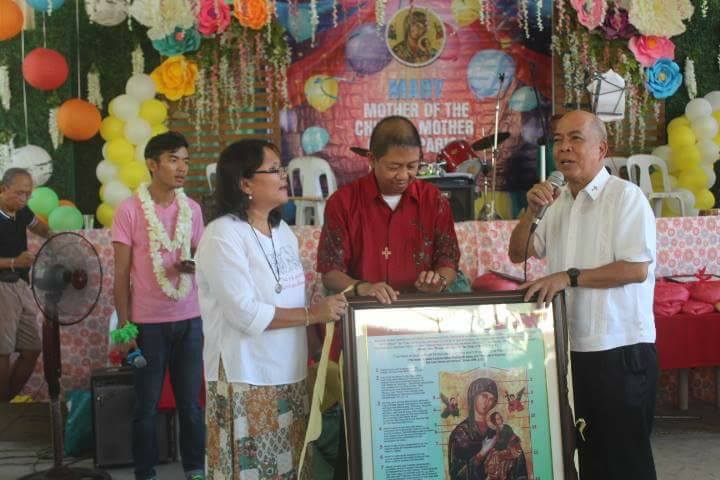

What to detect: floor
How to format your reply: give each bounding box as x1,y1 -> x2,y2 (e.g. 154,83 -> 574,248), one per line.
0,401 -> 718,479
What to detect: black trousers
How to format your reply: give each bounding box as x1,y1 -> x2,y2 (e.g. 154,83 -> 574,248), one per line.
571,343 -> 658,480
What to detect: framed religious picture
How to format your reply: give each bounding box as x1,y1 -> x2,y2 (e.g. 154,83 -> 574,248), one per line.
342,290 -> 576,480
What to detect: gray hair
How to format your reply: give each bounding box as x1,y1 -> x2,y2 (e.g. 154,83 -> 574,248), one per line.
1,168 -> 32,187
589,114 -> 608,142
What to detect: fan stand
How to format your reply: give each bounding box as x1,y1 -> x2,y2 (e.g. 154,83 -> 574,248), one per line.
19,299 -> 111,480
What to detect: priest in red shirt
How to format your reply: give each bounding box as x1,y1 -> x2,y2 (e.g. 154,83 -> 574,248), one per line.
318,115 -> 460,303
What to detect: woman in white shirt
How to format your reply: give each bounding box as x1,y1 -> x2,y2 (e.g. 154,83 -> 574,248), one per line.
195,139 -> 346,480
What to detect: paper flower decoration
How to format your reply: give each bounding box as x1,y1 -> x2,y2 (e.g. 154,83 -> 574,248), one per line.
628,0 -> 694,37
151,27 -> 201,56
150,55 -> 198,101
570,0 -> 607,30
233,0 -> 269,30
628,35 -> 675,68
129,0 -> 195,40
599,7 -> 636,40
197,0 -> 230,36
645,59 -> 682,99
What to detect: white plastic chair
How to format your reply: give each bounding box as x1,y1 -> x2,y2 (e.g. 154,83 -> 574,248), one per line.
206,163 -> 217,191
287,156 -> 337,226
626,154 -> 686,217
604,156 -> 627,177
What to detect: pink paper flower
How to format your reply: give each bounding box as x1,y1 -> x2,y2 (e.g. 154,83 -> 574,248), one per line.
197,0 -> 230,37
629,35 -> 676,68
570,0 -> 607,30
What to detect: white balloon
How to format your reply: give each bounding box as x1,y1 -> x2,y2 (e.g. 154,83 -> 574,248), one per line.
700,164 -> 717,189
96,159 -> 118,184
690,116 -> 719,140
103,180 -> 132,207
109,95 -> 140,122
11,145 -> 53,185
124,118 -> 152,145
126,74 -> 157,102
102,142 -> 109,160
136,142 -> 148,162
696,139 -> 720,164
667,187 -> 698,216
667,174 -> 678,191
651,145 -> 671,163
85,0 -> 128,26
685,98 -> 713,121
704,91 -> 720,111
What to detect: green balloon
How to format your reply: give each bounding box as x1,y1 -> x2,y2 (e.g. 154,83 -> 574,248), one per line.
28,187 -> 59,217
48,206 -> 83,231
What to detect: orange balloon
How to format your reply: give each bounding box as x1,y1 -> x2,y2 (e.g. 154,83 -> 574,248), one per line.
36,213 -> 47,224
57,98 -> 101,141
58,199 -> 76,208
0,0 -> 24,41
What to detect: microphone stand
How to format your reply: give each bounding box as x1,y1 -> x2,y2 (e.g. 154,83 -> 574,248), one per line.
530,62 -> 549,182
478,72 -> 505,221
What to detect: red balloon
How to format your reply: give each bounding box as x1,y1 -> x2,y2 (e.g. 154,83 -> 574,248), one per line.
23,48 -> 69,91
57,99 -> 101,141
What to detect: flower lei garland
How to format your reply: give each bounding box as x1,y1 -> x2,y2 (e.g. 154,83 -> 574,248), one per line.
684,57 -> 697,100
137,183 -> 193,301
0,65 -> 10,111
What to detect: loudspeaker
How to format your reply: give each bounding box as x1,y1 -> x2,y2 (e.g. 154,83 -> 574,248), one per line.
91,367 -> 176,468
422,176 -> 477,221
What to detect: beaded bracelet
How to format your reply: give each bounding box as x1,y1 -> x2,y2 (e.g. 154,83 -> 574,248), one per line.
110,322 -> 139,344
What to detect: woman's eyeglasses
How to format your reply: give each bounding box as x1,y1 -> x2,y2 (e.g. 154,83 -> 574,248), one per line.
254,166 -> 288,177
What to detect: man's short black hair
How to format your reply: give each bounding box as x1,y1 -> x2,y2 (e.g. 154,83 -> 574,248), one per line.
144,131 -> 189,161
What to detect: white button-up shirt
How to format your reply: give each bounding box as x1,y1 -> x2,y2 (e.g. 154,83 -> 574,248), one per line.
534,168 -> 656,352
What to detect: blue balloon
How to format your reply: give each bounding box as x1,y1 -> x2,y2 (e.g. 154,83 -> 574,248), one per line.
509,86 -> 540,112
467,50 -> 516,100
302,127 -> 330,155
26,0 -> 65,12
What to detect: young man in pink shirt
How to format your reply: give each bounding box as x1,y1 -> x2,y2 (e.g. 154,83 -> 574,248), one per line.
112,132 -> 205,480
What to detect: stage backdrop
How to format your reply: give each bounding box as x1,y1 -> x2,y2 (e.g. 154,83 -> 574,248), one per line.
280,0 -> 552,193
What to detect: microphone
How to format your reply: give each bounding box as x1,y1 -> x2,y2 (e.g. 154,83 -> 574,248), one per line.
126,349 -> 147,368
530,171 -> 565,232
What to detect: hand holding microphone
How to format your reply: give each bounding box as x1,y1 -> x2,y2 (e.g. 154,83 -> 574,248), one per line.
528,171 -> 565,232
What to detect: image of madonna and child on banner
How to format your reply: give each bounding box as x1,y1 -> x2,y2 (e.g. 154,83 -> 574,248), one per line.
279,0 -> 552,212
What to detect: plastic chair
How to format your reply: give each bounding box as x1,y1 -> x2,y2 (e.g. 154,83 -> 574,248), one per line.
604,156 -> 627,177
206,163 -> 217,191
626,154 -> 686,217
287,156 -> 337,226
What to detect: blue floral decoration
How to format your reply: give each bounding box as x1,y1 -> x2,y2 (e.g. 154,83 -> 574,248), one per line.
645,59 -> 682,100
152,27 -> 201,57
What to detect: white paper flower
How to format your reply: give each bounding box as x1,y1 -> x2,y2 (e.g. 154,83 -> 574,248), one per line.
129,0 -> 195,40
628,0 -> 694,37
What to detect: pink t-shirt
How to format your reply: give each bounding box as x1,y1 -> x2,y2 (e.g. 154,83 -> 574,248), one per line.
111,194 -> 204,324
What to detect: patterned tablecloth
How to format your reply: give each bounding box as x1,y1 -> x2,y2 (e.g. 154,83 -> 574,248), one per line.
21,217 -> 720,403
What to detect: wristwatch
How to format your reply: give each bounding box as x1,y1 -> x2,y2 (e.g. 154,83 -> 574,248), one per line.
567,268 -> 581,287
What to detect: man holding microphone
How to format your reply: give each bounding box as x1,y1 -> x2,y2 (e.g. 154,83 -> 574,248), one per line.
508,110 -> 658,479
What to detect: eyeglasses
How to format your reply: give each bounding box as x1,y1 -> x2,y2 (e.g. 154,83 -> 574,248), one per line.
254,166 -> 288,177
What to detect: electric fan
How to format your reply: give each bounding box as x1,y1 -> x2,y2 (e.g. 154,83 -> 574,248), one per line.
20,232 -> 110,480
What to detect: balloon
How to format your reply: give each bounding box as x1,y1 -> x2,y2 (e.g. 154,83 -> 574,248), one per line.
124,118 -> 152,145
509,86 -> 540,112
677,166 -> 708,191
100,116 -> 125,141
685,98 -> 713,121
696,139 -> 720,164
151,124 -> 168,136
693,189 -> 716,210
651,145 -> 671,163
22,48 -> 68,90
102,180 -> 132,207
451,0 -> 480,27
668,126 -> 696,149
669,145 -> 700,172
109,94 -> 140,121
139,99 -> 168,125
666,188 -> 695,215
650,171 -> 665,192
301,126 -> 330,154
48,205 -> 83,231
86,0 -> 127,26
96,202 -> 115,227
345,24 -> 392,75
467,50 -> 515,100
58,199 -> 76,208
118,162 -> 149,190
26,0 -> 64,12
106,138 -> 135,165
666,116 -> 690,135
96,159 -> 118,184
0,0 -> 24,41
304,75 -> 339,113
57,99 -> 102,141
690,116 -> 719,140
11,145 -> 53,185
126,74 -> 157,101
705,91 -> 720,111
700,164 -> 717,189
28,187 -> 59,217
136,142 -> 148,161
99,184 -> 106,201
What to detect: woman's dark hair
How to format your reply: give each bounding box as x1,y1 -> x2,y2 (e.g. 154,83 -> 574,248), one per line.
369,116 -> 423,160
144,131 -> 189,161
213,139 -> 282,226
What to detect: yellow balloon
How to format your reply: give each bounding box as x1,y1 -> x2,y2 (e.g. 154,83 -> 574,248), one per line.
99,184 -> 106,202
151,123 -> 169,136
106,138 -> 135,166
693,189 -> 715,209
667,116 -> 690,134
304,75 -> 339,113
714,132 -> 720,146
677,167 -> 708,191
139,99 -> 168,125
650,171 -> 665,192
669,145 -> 701,173
100,116 -> 125,142
119,161 -> 149,190
96,203 -> 115,227
668,126 -> 696,149
661,202 -> 676,217
451,0 -> 480,27
713,111 -> 720,125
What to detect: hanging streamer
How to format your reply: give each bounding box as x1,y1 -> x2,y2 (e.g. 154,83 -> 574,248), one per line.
75,0 -> 81,97
20,29 -> 29,145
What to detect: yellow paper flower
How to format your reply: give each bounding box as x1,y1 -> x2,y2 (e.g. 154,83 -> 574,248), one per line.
150,55 -> 198,101
233,0 -> 270,30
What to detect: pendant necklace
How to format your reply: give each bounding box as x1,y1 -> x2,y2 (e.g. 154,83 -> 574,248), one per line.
249,221 -> 282,293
